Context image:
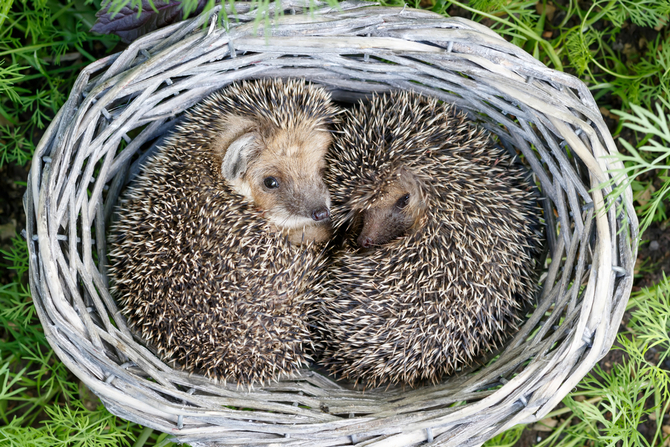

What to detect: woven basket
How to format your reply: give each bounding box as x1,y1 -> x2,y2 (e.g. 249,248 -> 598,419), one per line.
25,2 -> 639,445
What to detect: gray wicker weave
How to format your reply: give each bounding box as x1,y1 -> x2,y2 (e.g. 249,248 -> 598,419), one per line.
25,2 -> 638,446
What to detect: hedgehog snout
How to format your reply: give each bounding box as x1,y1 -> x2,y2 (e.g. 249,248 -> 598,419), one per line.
311,207 -> 330,221
356,205 -> 415,248
357,222 -> 388,247
292,178 -> 331,222
358,235 -> 374,248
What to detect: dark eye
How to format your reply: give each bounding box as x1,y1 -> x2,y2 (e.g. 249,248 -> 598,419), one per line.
263,177 -> 279,189
396,193 -> 410,209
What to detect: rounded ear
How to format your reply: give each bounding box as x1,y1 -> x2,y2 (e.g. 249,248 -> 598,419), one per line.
221,133 -> 257,181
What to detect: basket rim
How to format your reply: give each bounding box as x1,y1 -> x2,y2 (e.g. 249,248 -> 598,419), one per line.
25,2 -> 639,446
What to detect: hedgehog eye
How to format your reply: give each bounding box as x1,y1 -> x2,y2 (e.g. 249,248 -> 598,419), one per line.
263,177 -> 279,189
396,193 -> 410,209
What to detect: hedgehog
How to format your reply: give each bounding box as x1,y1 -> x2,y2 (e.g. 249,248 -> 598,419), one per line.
108,78 -> 339,385
310,91 -> 543,387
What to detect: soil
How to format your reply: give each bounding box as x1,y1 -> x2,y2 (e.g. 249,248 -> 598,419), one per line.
513,429 -> 547,447
0,162 -> 29,284
636,222 -> 670,290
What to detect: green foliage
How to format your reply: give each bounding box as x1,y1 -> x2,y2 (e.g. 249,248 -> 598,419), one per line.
558,0 -> 669,108
0,126 -> 35,167
483,425 -> 524,446
487,276 -> 670,447
555,357 -> 665,447
0,0 -> 119,168
2,0 -> 670,445
0,233 -> 29,278
0,402 -> 134,447
610,35 -> 670,114
604,99 -> 670,234
0,61 -> 24,103
627,275 -> 670,364
0,235 -> 174,445
565,28 -> 596,76
426,0 -> 670,109
0,282 -> 34,332
0,237 -> 45,360
604,0 -> 670,29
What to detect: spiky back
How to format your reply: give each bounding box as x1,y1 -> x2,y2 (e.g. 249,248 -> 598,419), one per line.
173,78 -> 339,146
109,79 -> 330,385
314,91 -> 544,387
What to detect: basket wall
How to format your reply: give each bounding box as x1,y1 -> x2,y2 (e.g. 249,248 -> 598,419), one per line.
25,2 -> 638,446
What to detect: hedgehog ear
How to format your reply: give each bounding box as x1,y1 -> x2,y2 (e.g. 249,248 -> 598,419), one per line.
221,133 -> 257,181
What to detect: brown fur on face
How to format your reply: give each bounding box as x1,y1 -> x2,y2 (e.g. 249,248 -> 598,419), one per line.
247,125 -> 333,245
180,79 -> 341,247
215,117 -> 333,245
354,167 -> 427,247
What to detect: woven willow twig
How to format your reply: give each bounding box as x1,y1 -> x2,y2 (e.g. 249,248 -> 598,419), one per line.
26,2 -> 638,446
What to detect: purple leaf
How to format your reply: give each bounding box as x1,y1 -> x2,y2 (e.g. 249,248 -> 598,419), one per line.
91,0 -> 209,44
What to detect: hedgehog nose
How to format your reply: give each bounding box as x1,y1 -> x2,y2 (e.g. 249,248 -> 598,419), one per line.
358,236 -> 373,248
311,207 -> 330,222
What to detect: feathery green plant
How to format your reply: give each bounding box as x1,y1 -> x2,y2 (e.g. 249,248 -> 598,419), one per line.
604,99 -> 670,234
3,0 -> 670,445
561,0 -> 669,108
627,275 -> 670,365
0,233 -> 176,445
0,0 -> 119,168
486,276 -> 670,447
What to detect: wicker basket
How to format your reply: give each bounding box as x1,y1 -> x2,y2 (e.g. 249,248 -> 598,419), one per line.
25,2 -> 638,445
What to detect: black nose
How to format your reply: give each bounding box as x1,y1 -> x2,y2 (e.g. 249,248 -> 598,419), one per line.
311,207 -> 330,222
358,236 -> 373,248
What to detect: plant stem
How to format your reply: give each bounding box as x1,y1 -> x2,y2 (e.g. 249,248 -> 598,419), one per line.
0,43 -> 64,58
543,396 -> 603,419
581,0 -> 617,29
133,426 -> 154,447
443,0 -> 563,70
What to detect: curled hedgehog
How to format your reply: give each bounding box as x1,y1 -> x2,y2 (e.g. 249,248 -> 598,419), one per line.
109,79 -> 339,384
311,91 -> 543,387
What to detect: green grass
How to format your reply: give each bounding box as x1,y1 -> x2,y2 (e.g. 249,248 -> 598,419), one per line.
0,0 -> 176,444
606,101 -> 670,234
1,0 -> 669,445
0,0 -> 119,167
0,234 -> 174,446
486,278 -> 670,447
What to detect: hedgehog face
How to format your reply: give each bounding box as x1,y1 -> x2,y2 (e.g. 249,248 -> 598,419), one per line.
354,167 -> 427,248
220,122 -> 333,245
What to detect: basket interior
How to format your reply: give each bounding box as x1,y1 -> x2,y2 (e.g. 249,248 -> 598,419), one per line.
25,3 -> 638,446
